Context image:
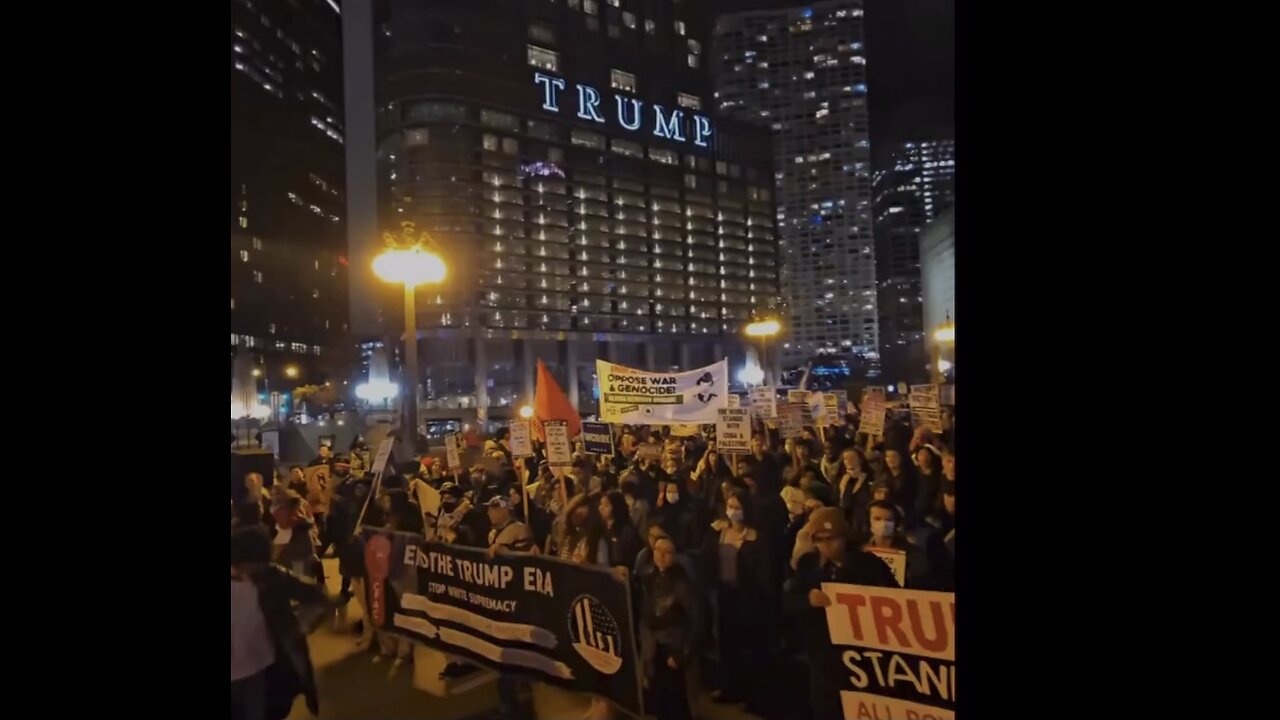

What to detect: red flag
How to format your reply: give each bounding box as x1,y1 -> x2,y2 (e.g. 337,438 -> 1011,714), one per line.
532,359 -> 581,441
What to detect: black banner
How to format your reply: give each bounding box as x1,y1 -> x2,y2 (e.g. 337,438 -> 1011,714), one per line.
361,530 -> 643,716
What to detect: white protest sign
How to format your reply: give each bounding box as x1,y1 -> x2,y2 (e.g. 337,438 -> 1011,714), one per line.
444,433 -> 461,471
823,393 -> 840,425
868,547 -> 908,587
596,359 -> 728,424
780,405 -> 805,439
370,437 -> 395,477
860,399 -> 886,438
750,386 -> 777,419
716,407 -> 752,454
543,420 -> 572,477
909,384 -> 943,433
508,419 -> 533,458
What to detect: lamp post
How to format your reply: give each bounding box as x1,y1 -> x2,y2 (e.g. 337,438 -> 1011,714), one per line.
373,224 -> 448,459
744,318 -> 782,385
930,312 -> 955,384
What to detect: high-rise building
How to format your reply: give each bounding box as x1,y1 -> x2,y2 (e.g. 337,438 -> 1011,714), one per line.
343,0 -> 781,422
712,1 -> 876,365
231,0 -> 348,383
872,139 -> 954,381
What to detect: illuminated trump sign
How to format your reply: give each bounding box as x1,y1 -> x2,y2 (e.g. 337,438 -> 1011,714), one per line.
533,72 -> 712,149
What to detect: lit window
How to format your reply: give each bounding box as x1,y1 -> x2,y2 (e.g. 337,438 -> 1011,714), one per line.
313,289 -> 320,299
584,0 -> 598,15
611,69 -> 637,93
674,20 -> 685,35
231,298 -> 236,310
645,18 -> 655,34
252,237 -> 262,250
483,134 -> 500,151
253,270 -> 263,284
268,323 -> 276,334
688,53 -> 699,68
607,0 -> 618,6
677,93 -> 701,110
568,0 -> 580,8
688,39 -> 701,54
527,44 -> 559,71
649,148 -> 677,165
501,137 -> 519,155
239,216 -> 249,228
622,11 -> 636,29
240,250 -> 250,262
611,139 -> 643,158
571,128 -> 605,149
684,174 -> 698,190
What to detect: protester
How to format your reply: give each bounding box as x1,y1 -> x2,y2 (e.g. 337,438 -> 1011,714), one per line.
436,481 -> 489,548
654,478 -> 699,552
619,472 -> 651,537
878,448 -> 919,524
309,443 -> 334,468
819,441 -> 843,484
507,482 -> 552,550
701,490 -> 776,714
548,493 -> 609,564
600,491 -> 642,571
913,445 -> 944,522
835,447 -> 874,522
641,535 -> 702,720
786,507 -> 898,720
231,527 -> 331,720
863,500 -> 934,589
270,491 -> 318,581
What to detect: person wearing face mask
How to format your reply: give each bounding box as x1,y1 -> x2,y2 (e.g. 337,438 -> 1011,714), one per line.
863,501 -> 934,589
785,508 -> 897,720
435,482 -> 489,548
701,490 -> 776,715
654,479 -> 698,553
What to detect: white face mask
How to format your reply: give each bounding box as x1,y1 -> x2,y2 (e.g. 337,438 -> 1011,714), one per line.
665,490 -> 680,504
726,508 -> 745,524
871,519 -> 895,538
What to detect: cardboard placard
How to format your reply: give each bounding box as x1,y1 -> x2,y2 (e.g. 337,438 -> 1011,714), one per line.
780,405 -> 805,439
370,437 -> 395,477
444,433 -> 461,471
580,421 -> 614,456
716,407 -> 752,454
508,419 -> 534,458
750,386 -> 777,419
543,420 -> 572,475
909,384 -> 943,433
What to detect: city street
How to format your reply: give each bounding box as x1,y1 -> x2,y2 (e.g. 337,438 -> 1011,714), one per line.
287,561 -> 763,720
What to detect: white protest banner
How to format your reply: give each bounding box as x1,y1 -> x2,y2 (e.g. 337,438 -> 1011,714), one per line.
596,359 -> 728,424
716,408 -> 752,454
821,583 -> 954,720
750,386 -> 777,419
868,547 -> 907,587
370,437 -> 395,477
445,433 -> 461,471
508,419 -> 533,458
780,405 -> 805,439
543,420 -> 572,476
909,384 -> 943,433
728,394 -> 741,409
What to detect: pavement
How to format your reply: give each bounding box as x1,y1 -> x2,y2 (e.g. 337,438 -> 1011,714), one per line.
286,560 -> 763,720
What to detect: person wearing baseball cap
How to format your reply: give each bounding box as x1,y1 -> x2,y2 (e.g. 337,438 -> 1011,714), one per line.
788,507 -> 898,720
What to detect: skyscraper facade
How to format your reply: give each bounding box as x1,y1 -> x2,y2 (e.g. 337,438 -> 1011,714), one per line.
872,139 -> 954,381
712,1 -> 876,365
344,0 -> 781,422
231,0 -> 348,383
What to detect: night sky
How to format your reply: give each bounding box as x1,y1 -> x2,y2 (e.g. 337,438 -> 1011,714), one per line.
705,0 -> 955,167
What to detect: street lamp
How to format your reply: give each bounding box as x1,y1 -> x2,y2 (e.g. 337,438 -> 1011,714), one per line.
744,318 -> 782,385
519,404 -> 535,420
930,312 -> 955,383
373,224 -> 448,457
284,365 -> 300,380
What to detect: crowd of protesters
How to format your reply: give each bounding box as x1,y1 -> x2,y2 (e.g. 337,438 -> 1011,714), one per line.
231,401 -> 956,720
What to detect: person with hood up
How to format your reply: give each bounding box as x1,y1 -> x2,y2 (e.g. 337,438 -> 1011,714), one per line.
786,507 -> 898,720
435,481 -> 489,548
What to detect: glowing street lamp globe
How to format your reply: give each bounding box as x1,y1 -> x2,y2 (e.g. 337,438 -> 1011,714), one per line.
372,246 -> 448,287
744,319 -> 781,338
519,405 -> 535,419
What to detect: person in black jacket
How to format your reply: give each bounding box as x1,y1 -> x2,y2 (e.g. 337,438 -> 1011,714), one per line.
913,446 -> 944,525
654,478 -> 699,552
701,490 -> 777,715
600,491 -> 643,571
231,528 -> 333,720
877,449 -> 919,526
835,447 -> 874,523
641,535 -> 702,720
786,508 -> 898,720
